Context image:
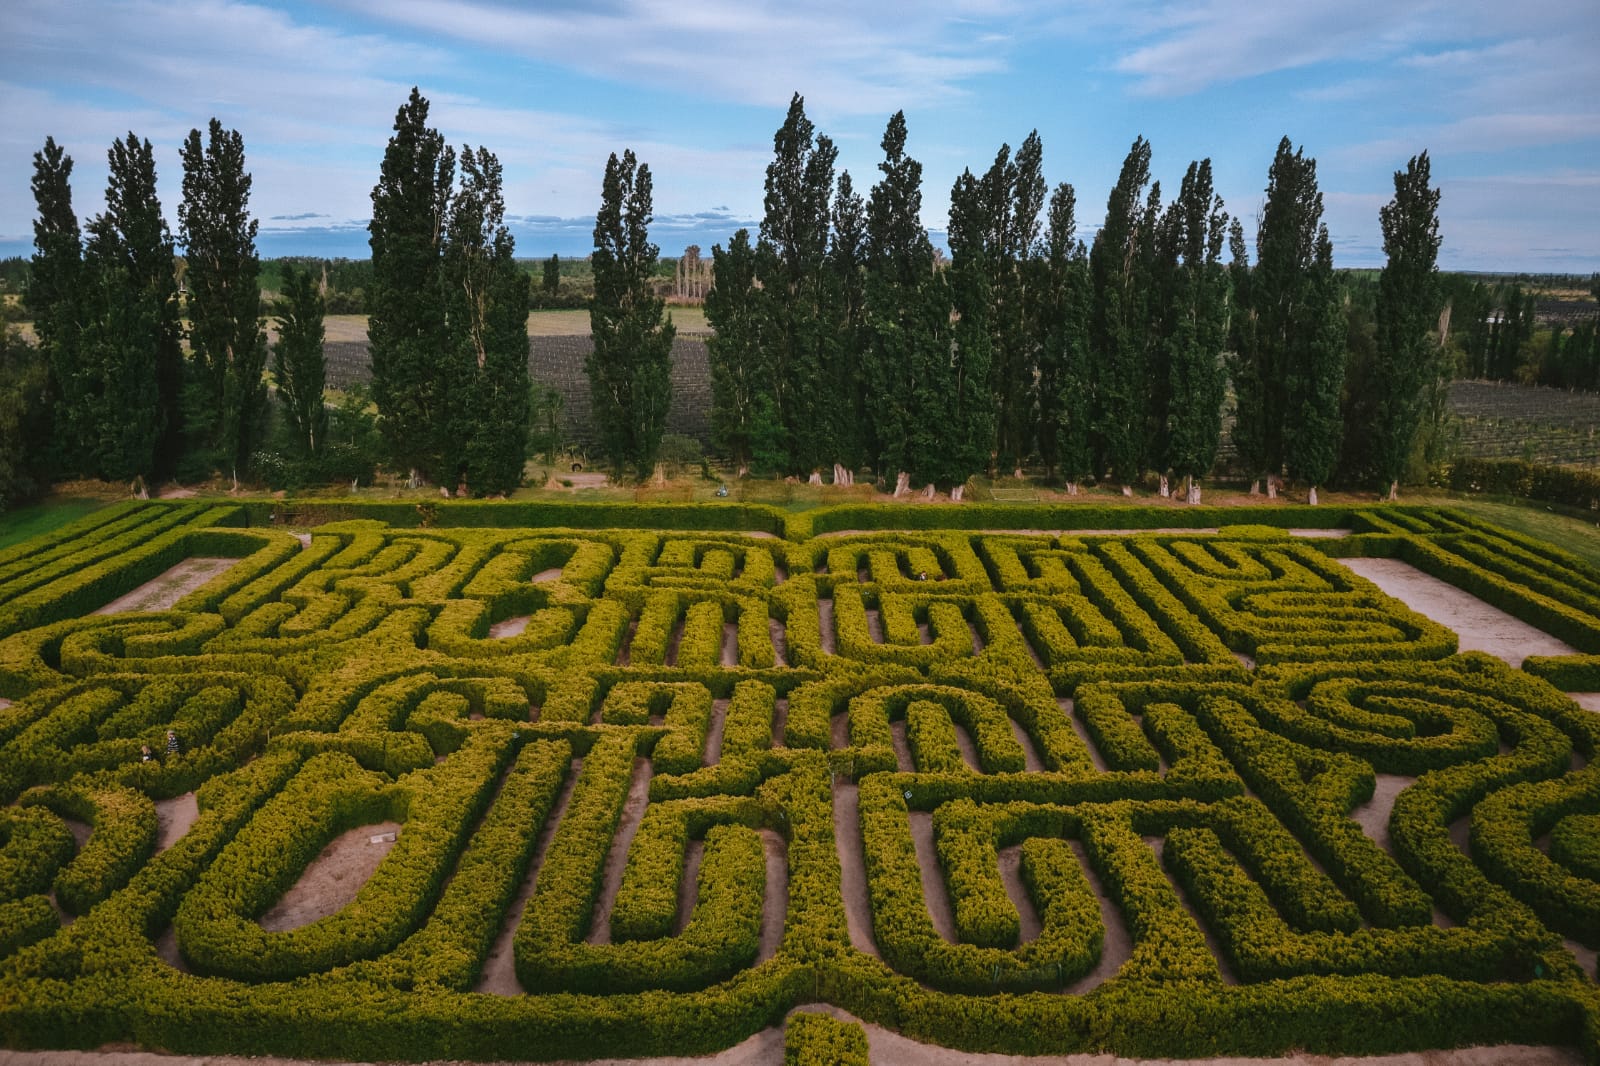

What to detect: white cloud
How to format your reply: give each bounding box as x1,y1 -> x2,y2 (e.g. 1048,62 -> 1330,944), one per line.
327,0 -> 1019,117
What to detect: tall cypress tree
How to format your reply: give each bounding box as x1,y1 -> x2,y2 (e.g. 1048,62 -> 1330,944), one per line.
272,264 -> 326,456
448,146 -> 530,495
1088,137 -> 1153,489
1159,159 -> 1230,503
706,228 -> 766,476
28,137 -> 80,474
369,88 -> 455,485
1225,218 -> 1266,485
77,133 -> 180,482
1369,152 -> 1442,500
756,95 -> 838,478
1036,181 -> 1093,491
179,119 -> 268,481
588,149 -> 674,480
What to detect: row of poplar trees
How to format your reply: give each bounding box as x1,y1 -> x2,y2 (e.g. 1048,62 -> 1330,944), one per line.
367,90 -> 530,494
706,96 -> 1443,501
27,122 -> 316,487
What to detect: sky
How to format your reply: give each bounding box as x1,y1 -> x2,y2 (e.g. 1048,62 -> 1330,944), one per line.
1,0 -> 1597,272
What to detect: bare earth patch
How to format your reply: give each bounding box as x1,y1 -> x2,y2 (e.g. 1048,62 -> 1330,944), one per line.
1339,557 -> 1580,667
489,615 -> 531,638
154,793 -> 199,853
257,821 -> 400,932
94,558 -> 236,614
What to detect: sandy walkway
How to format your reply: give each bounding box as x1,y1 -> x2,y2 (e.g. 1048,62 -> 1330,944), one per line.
831,778 -> 879,958
94,558 -> 236,614
587,759 -> 652,945
1338,557 -> 1580,667
1347,774 -> 1412,854
154,793 -> 199,853
258,822 -> 400,932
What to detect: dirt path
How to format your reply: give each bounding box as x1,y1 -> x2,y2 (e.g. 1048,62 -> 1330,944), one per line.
1338,558 -> 1579,667
490,616 -> 531,638
818,599 -> 837,655
1348,773 -> 1413,854
909,811 -> 957,942
257,822 -> 400,932
476,757 -> 582,995
1010,718 -> 1046,772
997,844 -> 1043,941
22,1037 -> 1581,1066
768,617 -> 788,666
154,793 -> 198,853
720,622 -> 738,666
757,829 -> 787,963
1063,839 -> 1132,995
1060,699 -> 1109,772
94,558 -> 236,614
704,699 -> 729,766
586,758 -> 652,945
831,778 -> 879,958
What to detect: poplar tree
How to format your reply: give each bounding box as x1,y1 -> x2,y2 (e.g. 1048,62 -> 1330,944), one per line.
756,95 -> 838,478
1036,181 -> 1093,491
1250,138 -> 1345,502
179,119 -> 268,481
1370,152 -> 1442,499
940,167 -> 996,497
1225,219 -> 1266,483
369,88 -> 455,485
1159,159 -> 1230,503
28,138 -> 80,473
828,170 -> 867,483
588,149 -> 674,480
1088,137 -> 1154,489
863,111 -> 943,495
543,254 -> 561,294
960,133 -> 1045,477
706,229 -> 765,475
447,146 -> 529,494
77,133 -> 181,481
271,263 -> 326,456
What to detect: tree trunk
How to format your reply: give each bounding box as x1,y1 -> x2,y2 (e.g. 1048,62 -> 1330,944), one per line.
1121,484 -> 1133,498
737,462 -> 749,478
1266,475 -> 1279,500
1387,479 -> 1399,502
894,471 -> 911,498
652,462 -> 667,487
1158,474 -> 1170,498
1307,485 -> 1319,506
950,484 -> 964,502
808,469 -> 823,486
1185,474 -> 1200,505
1249,479 -> 1260,496
1065,481 -> 1078,496
922,483 -> 936,500
1013,467 -> 1024,481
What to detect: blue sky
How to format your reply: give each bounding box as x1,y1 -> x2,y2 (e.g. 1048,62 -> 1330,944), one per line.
1,0 -> 1596,271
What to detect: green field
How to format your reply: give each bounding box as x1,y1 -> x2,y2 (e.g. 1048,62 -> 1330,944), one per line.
1,499 -> 1599,1061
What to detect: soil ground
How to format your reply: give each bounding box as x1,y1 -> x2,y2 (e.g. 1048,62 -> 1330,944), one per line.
93,559 -> 237,614
1339,557 -> 1580,667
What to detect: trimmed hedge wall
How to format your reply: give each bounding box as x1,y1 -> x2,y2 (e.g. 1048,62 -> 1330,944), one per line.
0,501 -> 1594,1063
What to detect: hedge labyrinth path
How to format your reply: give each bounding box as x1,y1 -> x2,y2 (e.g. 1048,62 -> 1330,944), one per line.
2,500 -> 1600,1062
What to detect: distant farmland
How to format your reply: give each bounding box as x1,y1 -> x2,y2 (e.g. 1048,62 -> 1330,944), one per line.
1448,380 -> 1600,468
324,331 -> 713,453
322,328 -> 1600,470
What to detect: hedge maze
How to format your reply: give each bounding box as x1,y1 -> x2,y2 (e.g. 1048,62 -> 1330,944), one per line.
2,500 -> 1600,1061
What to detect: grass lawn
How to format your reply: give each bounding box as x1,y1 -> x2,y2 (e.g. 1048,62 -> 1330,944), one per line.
0,496 -> 108,550
1412,491 -> 1600,570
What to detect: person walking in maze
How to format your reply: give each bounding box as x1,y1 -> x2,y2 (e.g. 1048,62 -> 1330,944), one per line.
165,730 -> 180,757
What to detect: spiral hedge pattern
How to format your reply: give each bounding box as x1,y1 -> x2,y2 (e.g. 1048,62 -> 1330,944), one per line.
0,499 -> 1598,1061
